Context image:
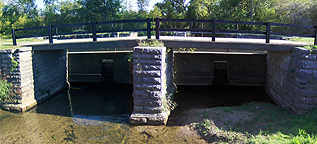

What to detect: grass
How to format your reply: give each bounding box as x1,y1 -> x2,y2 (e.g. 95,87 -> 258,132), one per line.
287,37 -> 315,45
195,102 -> 317,144
0,38 -> 43,50
285,37 -> 317,52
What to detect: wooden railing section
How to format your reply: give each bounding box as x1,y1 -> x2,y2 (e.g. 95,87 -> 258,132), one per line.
12,18 -> 317,46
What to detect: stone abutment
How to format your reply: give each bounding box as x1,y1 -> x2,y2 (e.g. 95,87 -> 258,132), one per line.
266,48 -> 317,114
0,48 -> 67,111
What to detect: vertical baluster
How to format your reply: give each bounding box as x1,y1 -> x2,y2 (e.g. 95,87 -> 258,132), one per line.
155,18 -> 160,39
12,29 -> 17,46
212,19 -> 216,41
147,18 -> 151,39
49,25 -> 53,44
266,22 -> 271,44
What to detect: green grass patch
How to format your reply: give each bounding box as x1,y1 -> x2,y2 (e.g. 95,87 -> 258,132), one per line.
1,38 -> 42,43
0,44 -> 18,50
195,102 -> 317,144
0,38 -> 44,50
287,37 -> 315,45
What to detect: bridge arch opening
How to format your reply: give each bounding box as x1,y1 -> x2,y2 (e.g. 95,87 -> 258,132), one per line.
66,51 -> 133,118
170,51 -> 275,122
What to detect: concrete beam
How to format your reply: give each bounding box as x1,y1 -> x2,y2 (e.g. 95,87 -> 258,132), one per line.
31,40 -> 139,51
26,37 -> 306,52
163,40 -> 295,51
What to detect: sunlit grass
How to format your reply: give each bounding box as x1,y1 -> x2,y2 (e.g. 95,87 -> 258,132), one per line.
287,37 -> 315,45
196,102 -> 317,144
0,38 -> 44,49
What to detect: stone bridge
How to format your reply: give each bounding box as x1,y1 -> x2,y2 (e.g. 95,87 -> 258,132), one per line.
0,37 -> 316,125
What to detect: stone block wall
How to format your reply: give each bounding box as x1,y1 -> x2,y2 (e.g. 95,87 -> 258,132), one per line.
32,50 -> 67,102
130,46 -> 175,125
0,48 -> 36,111
0,48 -> 67,111
267,48 -> 317,114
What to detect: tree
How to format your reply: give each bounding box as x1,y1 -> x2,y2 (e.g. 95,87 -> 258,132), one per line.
76,0 -> 121,22
148,5 -> 162,19
186,0 -> 209,20
1,0 -> 41,37
137,0 -> 149,12
59,0 -> 80,24
156,0 -> 187,19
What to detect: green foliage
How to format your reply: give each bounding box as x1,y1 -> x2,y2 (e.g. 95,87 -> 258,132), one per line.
11,59 -> 18,72
1,0 -> 317,39
199,119 -> 212,136
165,93 -> 177,111
138,39 -> 165,47
0,78 -> 19,104
124,52 -> 133,62
302,45 -> 317,53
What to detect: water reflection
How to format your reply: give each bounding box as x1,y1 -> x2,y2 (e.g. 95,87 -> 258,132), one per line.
0,82 -> 131,143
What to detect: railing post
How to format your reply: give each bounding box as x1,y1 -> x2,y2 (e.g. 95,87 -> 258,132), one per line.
49,24 -> 53,44
266,22 -> 271,44
155,18 -> 160,39
314,26 -> 317,45
146,18 -> 151,39
92,21 -> 97,42
12,29 -> 17,46
212,18 -> 216,41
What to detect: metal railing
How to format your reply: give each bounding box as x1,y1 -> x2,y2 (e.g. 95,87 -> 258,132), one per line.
12,18 -> 317,46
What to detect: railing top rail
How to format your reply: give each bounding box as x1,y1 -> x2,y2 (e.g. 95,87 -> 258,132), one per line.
271,23 -> 315,29
53,22 -> 92,28
15,26 -> 49,31
216,20 -> 266,26
97,19 -> 149,25
160,19 -> 211,23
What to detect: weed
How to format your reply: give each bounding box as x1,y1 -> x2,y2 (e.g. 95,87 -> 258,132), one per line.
302,45 -> 317,53
124,52 -> 133,62
0,70 -> 20,104
165,93 -> 177,111
178,48 -> 197,53
138,39 -> 164,47
199,119 -> 212,136
11,59 -> 18,72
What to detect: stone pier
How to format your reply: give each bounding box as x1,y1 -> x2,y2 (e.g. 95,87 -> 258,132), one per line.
130,46 -> 175,125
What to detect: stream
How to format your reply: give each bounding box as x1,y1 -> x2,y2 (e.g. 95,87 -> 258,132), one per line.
0,83 -> 131,143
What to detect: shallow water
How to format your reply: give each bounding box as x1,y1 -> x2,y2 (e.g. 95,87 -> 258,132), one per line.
0,83 -> 273,143
0,83 -> 131,143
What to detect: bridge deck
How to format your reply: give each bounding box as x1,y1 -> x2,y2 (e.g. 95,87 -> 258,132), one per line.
24,36 -> 309,51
